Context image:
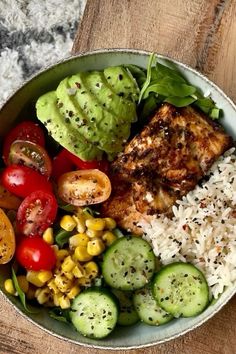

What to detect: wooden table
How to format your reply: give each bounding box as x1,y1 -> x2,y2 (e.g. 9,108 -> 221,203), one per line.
1,1 -> 236,353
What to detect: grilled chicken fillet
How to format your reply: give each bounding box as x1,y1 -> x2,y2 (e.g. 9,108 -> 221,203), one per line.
102,103 -> 232,234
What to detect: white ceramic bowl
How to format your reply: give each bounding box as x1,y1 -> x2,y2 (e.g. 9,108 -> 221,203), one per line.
0,49 -> 235,350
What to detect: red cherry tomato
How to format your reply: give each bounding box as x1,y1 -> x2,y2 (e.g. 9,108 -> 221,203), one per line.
17,190 -> 58,236
16,237 -> 56,271
3,121 -> 45,164
2,165 -> 52,198
63,149 -> 109,173
52,149 -> 75,181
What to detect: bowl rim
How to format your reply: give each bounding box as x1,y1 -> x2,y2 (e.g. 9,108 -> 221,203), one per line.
0,48 -> 236,350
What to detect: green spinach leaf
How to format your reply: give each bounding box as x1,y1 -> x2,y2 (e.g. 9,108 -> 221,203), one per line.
55,229 -> 72,248
49,308 -> 71,323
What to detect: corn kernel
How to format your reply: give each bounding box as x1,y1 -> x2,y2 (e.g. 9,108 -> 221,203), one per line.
83,261 -> 99,279
86,218 -> 106,231
73,264 -> 85,278
54,274 -> 73,293
35,287 -> 50,304
53,293 -> 61,307
72,215 -> 86,233
86,229 -> 103,238
74,246 -> 93,262
42,227 -> 54,244
87,238 -> 105,256
67,285 -> 80,299
4,279 -> 16,295
82,210 -> 94,220
104,217 -> 117,230
61,256 -> 76,273
17,275 -> 29,293
59,295 -> 70,309
48,279 -> 60,294
56,249 -> 69,261
26,285 -> 36,300
26,271 -> 44,287
102,231 -> 117,246
37,271 -> 53,284
77,277 -> 91,287
60,215 -> 76,231
69,233 -> 89,248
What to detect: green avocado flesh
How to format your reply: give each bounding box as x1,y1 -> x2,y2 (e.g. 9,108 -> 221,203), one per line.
36,66 -> 139,161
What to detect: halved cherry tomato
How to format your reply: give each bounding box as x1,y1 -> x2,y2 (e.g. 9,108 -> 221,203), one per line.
2,121 -> 45,164
8,140 -> 52,177
52,149 -> 75,181
0,208 -> 16,264
2,165 -> 52,198
17,190 -> 58,236
58,169 -> 112,206
16,237 -> 56,271
0,174 -> 21,209
63,149 -> 109,173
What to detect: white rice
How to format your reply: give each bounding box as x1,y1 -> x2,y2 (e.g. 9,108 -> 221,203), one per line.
141,148 -> 236,299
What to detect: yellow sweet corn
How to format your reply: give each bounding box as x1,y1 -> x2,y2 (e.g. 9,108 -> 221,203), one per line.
61,256 -> 76,273
37,271 -> 53,284
26,271 -> 45,287
77,277 -> 92,287
17,275 -> 29,293
4,279 -> 16,295
48,279 -> 60,294
87,238 -> 105,256
67,285 -> 80,299
35,287 -> 50,305
85,218 -> 106,231
74,245 -> 93,262
63,271 -> 74,281
56,249 -> 69,261
59,295 -> 70,309
72,264 -> 85,278
86,229 -> 103,238
102,231 -> 117,246
42,227 -> 54,244
69,233 -> 89,248
60,215 -> 76,231
83,261 -> 99,279
82,210 -> 94,220
104,217 -> 117,230
53,293 -> 61,307
72,215 -> 86,233
54,274 -> 73,293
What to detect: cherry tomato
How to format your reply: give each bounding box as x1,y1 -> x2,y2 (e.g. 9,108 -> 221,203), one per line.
0,208 -> 15,264
8,140 -> 52,177
16,237 -> 56,271
2,165 -> 52,198
63,149 -> 109,173
58,169 -> 112,206
52,149 -> 75,181
0,174 -> 21,210
17,190 -> 58,236
2,121 -> 45,164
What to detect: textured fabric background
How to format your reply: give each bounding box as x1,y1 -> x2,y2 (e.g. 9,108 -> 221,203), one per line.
0,0 -> 86,106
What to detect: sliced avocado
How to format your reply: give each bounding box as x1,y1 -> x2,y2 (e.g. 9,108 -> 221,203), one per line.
68,73 -> 130,154
36,91 -> 102,161
84,71 -> 137,123
104,66 -> 140,102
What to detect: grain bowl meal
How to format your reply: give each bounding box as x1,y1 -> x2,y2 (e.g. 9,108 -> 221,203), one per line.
0,53 -> 235,340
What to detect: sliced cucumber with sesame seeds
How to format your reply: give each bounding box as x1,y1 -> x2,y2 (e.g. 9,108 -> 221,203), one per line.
70,287 -> 118,338
102,236 -> 155,291
133,286 -> 173,326
152,262 -> 209,318
111,289 -> 139,326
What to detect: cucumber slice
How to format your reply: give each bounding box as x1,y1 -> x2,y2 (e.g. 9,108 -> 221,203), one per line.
102,236 -> 155,291
70,287 -> 118,338
133,286 -> 173,326
152,262 -> 209,318
112,289 -> 139,326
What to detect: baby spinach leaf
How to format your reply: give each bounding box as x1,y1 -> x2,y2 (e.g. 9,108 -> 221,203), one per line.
49,308 -> 71,323
12,268 -> 38,314
164,96 -> 197,107
55,229 -> 72,248
155,62 -> 186,83
138,53 -> 156,104
125,64 -> 146,88
82,206 -> 100,217
143,79 -> 196,99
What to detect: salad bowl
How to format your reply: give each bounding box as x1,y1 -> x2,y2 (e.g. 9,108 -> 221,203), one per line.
0,49 -> 236,350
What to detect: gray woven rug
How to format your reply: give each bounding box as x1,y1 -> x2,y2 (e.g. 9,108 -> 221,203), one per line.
0,0 -> 86,106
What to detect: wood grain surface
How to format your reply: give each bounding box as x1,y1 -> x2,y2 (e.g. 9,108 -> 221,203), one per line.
1,1 -> 236,353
